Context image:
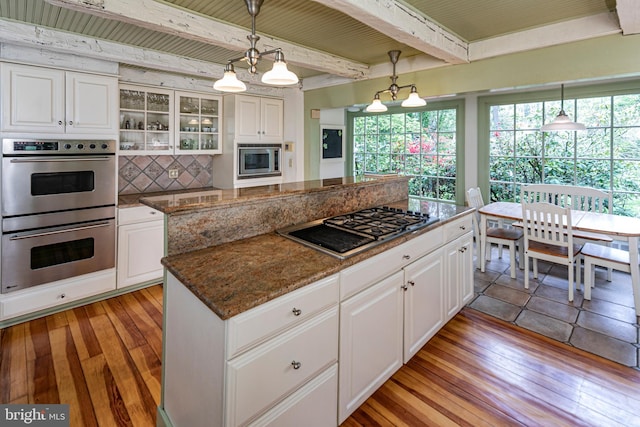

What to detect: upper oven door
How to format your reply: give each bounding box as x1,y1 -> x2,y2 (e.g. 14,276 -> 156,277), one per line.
2,155 -> 116,217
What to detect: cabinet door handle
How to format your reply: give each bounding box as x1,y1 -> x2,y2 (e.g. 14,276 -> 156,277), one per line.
58,120 -> 64,125
408,280 -> 415,287
68,120 -> 73,125
402,254 -> 411,260
401,284 -> 408,291
459,225 -> 466,230
459,247 -> 467,253
291,360 -> 302,370
292,307 -> 302,316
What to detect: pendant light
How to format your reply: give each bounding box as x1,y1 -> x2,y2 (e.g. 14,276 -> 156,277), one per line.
365,50 -> 426,113
213,0 -> 299,93
540,84 -> 585,131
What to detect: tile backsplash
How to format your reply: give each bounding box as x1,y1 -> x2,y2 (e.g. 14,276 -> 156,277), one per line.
118,155 -> 213,195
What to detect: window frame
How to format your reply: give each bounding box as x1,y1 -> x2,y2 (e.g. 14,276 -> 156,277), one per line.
346,99 -> 466,205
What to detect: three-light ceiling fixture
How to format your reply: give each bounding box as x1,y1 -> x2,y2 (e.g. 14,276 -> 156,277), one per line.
213,0 -> 299,93
540,84 -> 585,131
365,50 -> 426,113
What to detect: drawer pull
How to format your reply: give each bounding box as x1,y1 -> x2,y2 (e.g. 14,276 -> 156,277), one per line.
291,360 -> 302,370
459,225 -> 466,230
402,254 -> 411,260
149,211 -> 157,215
59,293 -> 66,299
292,307 -> 302,316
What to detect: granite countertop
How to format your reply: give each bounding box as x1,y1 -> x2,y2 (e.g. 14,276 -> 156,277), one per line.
161,201 -> 473,320
138,176 -> 396,214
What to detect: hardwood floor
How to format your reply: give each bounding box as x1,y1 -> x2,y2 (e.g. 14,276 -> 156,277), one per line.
2,285 -> 640,427
0,285 -> 163,427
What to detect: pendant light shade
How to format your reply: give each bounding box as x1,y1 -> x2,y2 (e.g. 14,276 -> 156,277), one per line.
213,64 -> 247,92
365,94 -> 388,113
540,84 -> 585,131
400,86 -> 426,107
365,51 -> 427,113
261,51 -> 299,86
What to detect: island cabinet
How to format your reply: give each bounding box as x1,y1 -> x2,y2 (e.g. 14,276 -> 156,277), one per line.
162,273 -> 339,427
1,62 -> 118,134
338,211 -> 473,423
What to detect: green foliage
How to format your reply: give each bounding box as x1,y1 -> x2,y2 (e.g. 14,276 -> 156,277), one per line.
353,108 -> 458,201
488,93 -> 640,216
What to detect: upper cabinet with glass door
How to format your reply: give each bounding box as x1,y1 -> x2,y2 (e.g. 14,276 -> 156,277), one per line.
119,85 -> 173,154
174,91 -> 221,155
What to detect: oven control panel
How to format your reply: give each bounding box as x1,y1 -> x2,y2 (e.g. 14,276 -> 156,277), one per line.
2,139 -> 116,155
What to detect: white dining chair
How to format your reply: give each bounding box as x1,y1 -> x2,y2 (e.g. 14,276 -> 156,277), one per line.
521,183 -> 614,280
467,187 -> 523,278
521,201 -> 582,301
582,242 -> 639,315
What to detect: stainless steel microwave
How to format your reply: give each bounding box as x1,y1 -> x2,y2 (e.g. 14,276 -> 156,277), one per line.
237,143 -> 282,179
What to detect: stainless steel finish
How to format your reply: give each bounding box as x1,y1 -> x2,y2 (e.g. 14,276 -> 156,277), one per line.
1,138 -> 117,293
1,211 -> 116,293
2,206 -> 115,233
2,152 -> 116,217
237,143 -> 282,179
3,138 -> 116,155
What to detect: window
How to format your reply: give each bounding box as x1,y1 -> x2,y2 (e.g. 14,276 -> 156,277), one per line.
483,85 -> 640,216
349,102 -> 463,204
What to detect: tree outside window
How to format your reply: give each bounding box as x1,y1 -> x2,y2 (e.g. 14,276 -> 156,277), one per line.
351,107 -> 459,203
488,92 -> 640,216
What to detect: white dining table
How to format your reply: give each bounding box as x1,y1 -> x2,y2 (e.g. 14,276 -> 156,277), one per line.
478,202 -> 640,315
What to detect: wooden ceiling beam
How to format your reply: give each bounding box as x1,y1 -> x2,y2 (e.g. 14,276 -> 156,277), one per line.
616,0 -> 640,35
44,0 -> 369,79
314,0 -> 469,64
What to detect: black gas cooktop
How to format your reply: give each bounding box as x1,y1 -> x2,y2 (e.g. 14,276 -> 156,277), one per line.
278,206 -> 439,259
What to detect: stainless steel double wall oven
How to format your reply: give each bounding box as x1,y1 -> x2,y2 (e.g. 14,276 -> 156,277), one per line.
1,138 -> 117,293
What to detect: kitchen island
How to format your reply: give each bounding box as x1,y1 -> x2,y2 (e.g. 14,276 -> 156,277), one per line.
147,176 -> 474,427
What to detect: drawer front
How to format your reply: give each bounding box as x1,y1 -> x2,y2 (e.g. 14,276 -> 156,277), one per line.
0,269 -> 115,320
248,364 -> 338,427
226,274 -> 338,359
340,227 -> 443,301
118,205 -> 163,225
225,307 -> 338,427
444,213 -> 473,242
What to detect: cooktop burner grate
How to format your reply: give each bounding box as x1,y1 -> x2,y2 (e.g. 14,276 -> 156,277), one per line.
323,206 -> 433,240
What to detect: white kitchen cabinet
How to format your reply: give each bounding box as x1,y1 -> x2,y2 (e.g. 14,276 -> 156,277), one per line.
119,85 -> 174,154
1,63 -> 118,134
403,249 -> 445,363
162,273 -> 339,427
0,269 -> 116,321
338,211 -> 473,422
234,95 -> 283,142
338,270 -> 404,424
443,215 -> 474,320
116,206 -> 164,289
174,91 -> 221,154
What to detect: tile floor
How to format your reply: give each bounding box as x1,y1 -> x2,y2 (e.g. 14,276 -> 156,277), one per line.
468,244 -> 640,369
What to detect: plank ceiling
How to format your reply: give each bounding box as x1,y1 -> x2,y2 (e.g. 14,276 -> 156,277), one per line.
0,0 -> 627,86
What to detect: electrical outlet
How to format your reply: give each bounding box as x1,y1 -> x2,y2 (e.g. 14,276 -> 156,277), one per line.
169,168 -> 179,178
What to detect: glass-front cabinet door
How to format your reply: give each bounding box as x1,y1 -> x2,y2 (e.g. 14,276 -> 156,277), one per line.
175,91 -> 221,154
119,85 -> 173,154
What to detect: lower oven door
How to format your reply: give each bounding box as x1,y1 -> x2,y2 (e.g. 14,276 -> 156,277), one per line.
1,218 -> 116,293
